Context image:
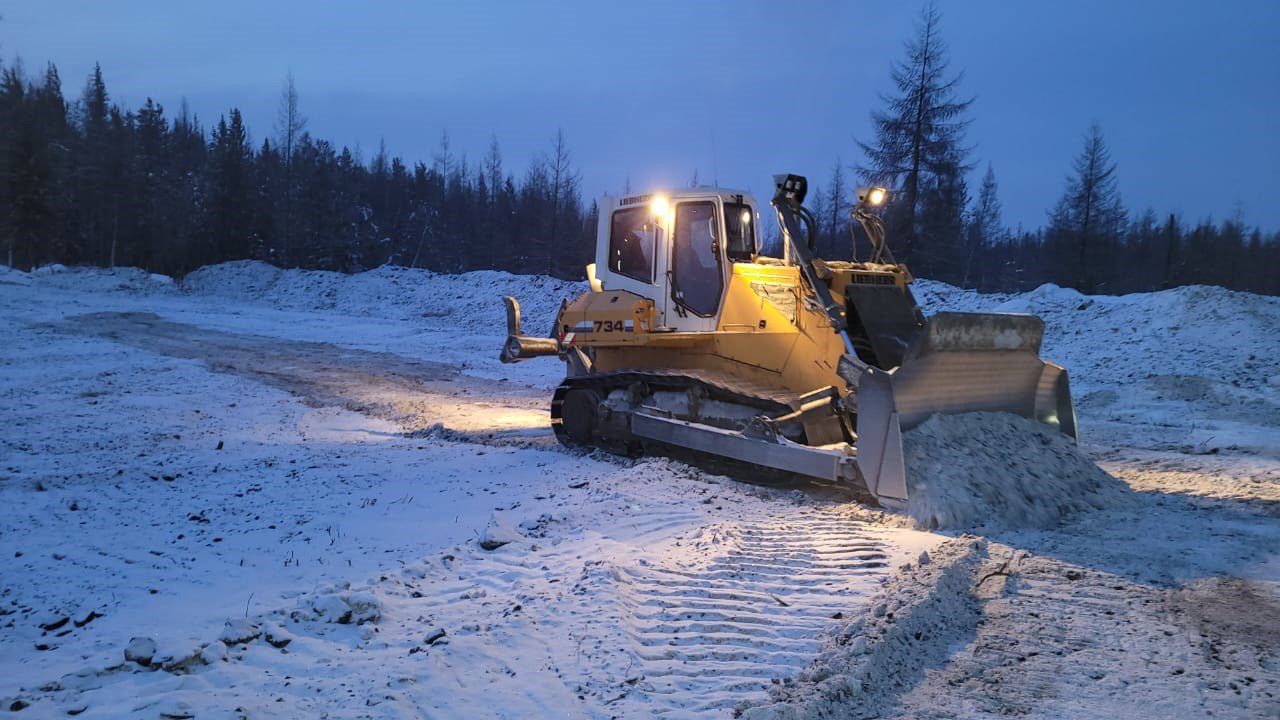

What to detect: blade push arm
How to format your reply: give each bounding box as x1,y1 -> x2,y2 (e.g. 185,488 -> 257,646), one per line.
770,174 -> 851,338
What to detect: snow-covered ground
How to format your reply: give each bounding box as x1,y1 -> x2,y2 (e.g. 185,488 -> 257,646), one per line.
1,262 -> 1277,718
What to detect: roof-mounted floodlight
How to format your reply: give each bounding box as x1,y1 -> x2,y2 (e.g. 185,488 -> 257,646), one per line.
856,186 -> 888,209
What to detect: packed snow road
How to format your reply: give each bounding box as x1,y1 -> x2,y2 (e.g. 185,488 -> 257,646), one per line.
56,310 -> 551,442
2,262 -> 1278,718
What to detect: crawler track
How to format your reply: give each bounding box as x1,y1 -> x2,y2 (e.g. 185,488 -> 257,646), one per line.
551,369 -> 798,446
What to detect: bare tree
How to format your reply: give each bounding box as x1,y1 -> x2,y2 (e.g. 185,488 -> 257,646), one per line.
825,159 -> 850,259
546,128 -> 581,275
482,134 -> 504,267
433,131 -> 453,179
274,73 -> 307,266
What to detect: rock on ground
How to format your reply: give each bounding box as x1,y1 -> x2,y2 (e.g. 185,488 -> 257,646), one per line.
123,637 -> 156,666
478,511 -> 524,550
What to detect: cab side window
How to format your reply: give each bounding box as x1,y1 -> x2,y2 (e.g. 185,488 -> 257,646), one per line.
608,207 -> 655,283
724,203 -> 756,261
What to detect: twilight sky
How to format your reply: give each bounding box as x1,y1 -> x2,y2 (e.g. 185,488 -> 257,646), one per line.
4,0 -> 1278,230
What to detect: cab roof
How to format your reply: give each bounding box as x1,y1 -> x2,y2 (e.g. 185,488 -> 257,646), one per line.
613,187 -> 757,208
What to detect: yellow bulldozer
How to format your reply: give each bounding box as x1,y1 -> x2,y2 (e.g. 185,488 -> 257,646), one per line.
499,173 -> 1075,508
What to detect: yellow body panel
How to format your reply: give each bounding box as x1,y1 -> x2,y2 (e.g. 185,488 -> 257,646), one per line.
556,262 -> 850,396
558,291 -> 656,344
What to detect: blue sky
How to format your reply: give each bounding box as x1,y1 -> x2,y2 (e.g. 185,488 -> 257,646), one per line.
4,0 -> 1278,230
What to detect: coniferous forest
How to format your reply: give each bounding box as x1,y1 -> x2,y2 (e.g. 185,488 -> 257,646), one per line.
2,66 -> 597,280
2,11 -> 1277,295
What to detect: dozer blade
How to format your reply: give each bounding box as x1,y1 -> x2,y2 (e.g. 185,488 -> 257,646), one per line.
853,312 -> 1077,507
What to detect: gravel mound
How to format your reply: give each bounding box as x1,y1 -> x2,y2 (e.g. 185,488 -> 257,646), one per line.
903,412 -> 1130,530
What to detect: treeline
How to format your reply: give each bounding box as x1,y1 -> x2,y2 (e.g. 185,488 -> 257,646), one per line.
805,4 -> 1278,296
2,33 -> 1278,295
0,65 -> 596,277
807,153 -> 1280,296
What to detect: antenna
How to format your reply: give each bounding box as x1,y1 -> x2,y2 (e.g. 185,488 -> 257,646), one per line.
711,134 -> 719,187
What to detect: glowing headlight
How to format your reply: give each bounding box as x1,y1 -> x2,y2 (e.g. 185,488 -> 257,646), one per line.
651,195 -> 669,218
740,209 -> 751,224
867,187 -> 887,206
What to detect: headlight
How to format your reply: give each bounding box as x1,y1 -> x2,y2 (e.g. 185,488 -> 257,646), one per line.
651,195 -> 669,218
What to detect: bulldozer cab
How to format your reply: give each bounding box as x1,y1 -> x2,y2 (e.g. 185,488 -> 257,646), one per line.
595,190 -> 762,333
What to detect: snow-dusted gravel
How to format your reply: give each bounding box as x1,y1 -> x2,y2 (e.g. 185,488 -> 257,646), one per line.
902,412 -> 1133,531
2,262 -> 1278,718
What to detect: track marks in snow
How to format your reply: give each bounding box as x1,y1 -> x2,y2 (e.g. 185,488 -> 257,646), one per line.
606,514 -> 892,716
341,503 -> 916,719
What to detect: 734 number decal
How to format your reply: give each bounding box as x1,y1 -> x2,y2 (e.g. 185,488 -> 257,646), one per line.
593,319 -> 631,332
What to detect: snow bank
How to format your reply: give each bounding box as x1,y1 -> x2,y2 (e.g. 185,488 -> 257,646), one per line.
914,280 -> 1280,393
181,260 -> 584,334
0,265 -> 31,286
903,412 -> 1131,530
18,260 -> 1276,395
14,265 -> 178,296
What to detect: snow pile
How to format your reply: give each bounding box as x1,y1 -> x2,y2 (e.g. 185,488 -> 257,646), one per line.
740,538 -> 987,720
181,260 -> 585,334
15,260 -> 1278,395
288,589 -> 382,625
914,280 -> 1280,393
902,412 -> 1131,530
14,265 -> 177,295
180,259 -> 281,297
0,265 -> 32,286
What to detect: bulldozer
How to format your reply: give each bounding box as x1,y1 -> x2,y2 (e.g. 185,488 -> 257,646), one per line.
499,173 -> 1076,508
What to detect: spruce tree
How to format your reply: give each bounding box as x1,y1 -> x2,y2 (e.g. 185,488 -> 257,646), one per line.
75,63 -> 111,264
206,110 -> 252,263
1047,124 -> 1126,293
857,2 -> 972,273
5,64 -> 60,268
963,163 -> 1004,288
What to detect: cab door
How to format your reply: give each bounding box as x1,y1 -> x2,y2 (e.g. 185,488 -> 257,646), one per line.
668,199 -> 726,332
